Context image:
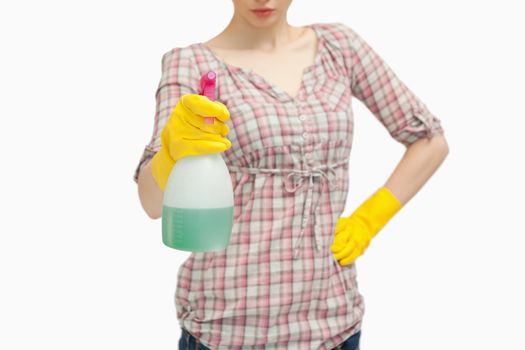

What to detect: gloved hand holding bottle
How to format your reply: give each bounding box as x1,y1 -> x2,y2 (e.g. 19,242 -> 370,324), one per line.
331,186 -> 403,266
150,93 -> 232,191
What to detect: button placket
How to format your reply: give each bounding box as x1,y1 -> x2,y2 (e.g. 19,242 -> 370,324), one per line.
305,152 -> 315,166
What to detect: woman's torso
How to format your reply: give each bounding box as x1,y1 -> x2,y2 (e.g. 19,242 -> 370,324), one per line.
175,22 -> 363,350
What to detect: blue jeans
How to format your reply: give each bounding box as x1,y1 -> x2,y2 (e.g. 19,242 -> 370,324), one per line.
179,327 -> 361,350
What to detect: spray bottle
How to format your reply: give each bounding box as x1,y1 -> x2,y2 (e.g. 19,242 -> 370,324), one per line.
161,71 -> 234,252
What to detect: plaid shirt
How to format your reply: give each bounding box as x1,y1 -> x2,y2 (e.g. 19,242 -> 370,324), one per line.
133,22 -> 444,349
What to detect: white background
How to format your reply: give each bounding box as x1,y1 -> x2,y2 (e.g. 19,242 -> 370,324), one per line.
1,0 -> 523,349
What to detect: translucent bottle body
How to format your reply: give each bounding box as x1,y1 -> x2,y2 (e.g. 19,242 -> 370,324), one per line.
162,153 -> 234,252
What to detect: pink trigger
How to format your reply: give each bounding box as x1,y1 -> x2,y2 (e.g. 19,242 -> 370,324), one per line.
200,71 -> 217,124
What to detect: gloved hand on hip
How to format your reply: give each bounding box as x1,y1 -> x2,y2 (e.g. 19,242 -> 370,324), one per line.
331,186 -> 403,266
150,94 -> 232,191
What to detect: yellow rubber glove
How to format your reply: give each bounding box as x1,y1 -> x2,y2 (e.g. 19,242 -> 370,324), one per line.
331,186 -> 403,266
150,93 -> 232,191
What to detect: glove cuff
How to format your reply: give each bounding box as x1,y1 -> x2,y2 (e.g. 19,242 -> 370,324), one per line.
150,147 -> 175,192
351,186 -> 403,237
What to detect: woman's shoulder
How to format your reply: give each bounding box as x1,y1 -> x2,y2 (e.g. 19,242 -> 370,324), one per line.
154,44 -> 203,91
160,44 -> 197,64
312,21 -> 359,51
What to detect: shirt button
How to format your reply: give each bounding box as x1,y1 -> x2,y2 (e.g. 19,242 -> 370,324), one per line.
302,132 -> 309,139
305,152 -> 312,158
299,115 -> 306,121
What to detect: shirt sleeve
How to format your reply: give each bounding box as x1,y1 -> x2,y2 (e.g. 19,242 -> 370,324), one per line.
133,47 -> 199,184
337,23 -> 445,147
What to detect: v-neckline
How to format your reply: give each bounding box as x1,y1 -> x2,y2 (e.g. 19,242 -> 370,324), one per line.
196,23 -> 325,102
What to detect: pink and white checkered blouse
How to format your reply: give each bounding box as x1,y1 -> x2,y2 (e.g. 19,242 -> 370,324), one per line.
133,22 -> 444,349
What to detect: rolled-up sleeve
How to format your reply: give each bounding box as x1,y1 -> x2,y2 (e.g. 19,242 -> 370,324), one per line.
337,23 -> 445,147
133,47 -> 198,184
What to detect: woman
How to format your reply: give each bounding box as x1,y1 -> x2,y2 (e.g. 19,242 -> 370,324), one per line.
134,1 -> 449,349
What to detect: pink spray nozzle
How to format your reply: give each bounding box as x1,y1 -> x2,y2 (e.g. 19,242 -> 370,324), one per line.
200,71 -> 217,124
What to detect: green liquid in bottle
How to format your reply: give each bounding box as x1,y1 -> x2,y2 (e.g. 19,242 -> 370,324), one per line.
162,205 -> 234,252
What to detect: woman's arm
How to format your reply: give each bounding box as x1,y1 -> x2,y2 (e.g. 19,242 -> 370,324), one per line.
134,48 -> 201,219
331,23 -> 450,265
137,157 -> 164,220
332,134 -> 449,265
384,134 -> 449,206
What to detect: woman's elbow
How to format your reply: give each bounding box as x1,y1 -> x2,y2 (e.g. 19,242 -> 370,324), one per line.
435,133 -> 450,157
137,160 -> 164,220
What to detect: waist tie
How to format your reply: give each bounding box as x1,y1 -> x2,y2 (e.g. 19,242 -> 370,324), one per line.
227,159 -> 348,259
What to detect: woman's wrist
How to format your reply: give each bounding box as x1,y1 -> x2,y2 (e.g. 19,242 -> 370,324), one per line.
350,186 -> 402,238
